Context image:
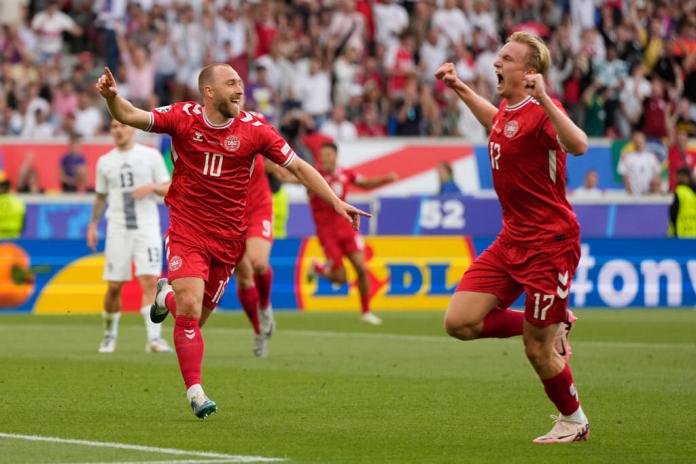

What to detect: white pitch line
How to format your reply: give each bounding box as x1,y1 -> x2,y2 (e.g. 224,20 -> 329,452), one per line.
62,460 -> 245,464
0,433 -> 286,463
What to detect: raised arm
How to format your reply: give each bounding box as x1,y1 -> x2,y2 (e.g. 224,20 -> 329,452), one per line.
284,157 -> 370,230
435,62 -> 498,130
524,74 -> 589,155
95,67 -> 151,130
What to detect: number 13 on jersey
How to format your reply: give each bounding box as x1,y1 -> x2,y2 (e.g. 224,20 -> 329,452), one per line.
489,142 -> 501,170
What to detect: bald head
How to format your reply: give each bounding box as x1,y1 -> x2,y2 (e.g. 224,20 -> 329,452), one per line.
197,63 -> 244,119
198,63 -> 233,95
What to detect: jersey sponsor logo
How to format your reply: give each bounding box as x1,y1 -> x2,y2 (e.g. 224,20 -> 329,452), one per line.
224,135 -> 240,152
169,255 -> 183,272
193,131 -> 203,142
503,120 -> 519,138
154,105 -> 172,113
184,328 -> 195,340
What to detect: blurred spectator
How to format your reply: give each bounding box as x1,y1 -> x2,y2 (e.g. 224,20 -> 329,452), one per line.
60,133 -> 88,192
373,0 -> 409,51
574,169 -> 602,197
16,152 -> 44,194
432,0 -> 471,48
299,58 -> 331,128
668,129 -> 696,192
0,1 -> 28,28
618,63 -> 651,138
333,47 -> 360,107
420,28 -> 450,85
246,64 -> 278,123
581,83 -> 609,137
437,162 -> 462,195
320,106 -> 357,141
21,106 -> 54,138
31,1 -> 82,64
324,0 -> 366,56
641,78 -> 670,143
356,106 -> 386,137
669,167 -> 696,238
618,131 -> 662,195
0,173 -> 25,239
391,78 -> 423,136
385,31 -> 417,97
73,91 -> 103,137
115,24 -> 156,108
52,80 -> 79,125
94,0 -> 127,75
671,98 -> 696,137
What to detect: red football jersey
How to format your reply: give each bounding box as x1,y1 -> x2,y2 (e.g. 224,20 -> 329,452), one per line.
247,155 -> 272,213
488,96 -> 580,246
146,102 -> 296,240
309,166 -> 362,229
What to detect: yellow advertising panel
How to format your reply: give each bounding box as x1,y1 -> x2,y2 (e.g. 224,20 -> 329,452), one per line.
297,236 -> 475,311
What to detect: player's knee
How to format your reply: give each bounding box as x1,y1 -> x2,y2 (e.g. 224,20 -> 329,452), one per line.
444,314 -> 478,340
176,291 -> 202,314
106,282 -> 123,297
524,340 -> 552,367
354,264 -> 367,278
252,260 -> 268,276
236,276 -> 254,290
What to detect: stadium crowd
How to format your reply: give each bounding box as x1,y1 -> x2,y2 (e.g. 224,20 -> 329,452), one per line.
0,0 -> 695,193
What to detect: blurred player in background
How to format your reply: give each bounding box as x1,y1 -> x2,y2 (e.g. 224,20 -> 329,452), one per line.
436,32 -> 591,443
87,119 -> 172,354
96,63 -> 369,419
235,153 -> 276,358
307,142 -> 397,325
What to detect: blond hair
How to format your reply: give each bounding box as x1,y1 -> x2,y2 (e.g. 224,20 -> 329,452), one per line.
507,32 -> 551,75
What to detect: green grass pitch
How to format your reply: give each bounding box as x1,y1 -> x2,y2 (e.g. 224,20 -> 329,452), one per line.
0,310 -> 694,463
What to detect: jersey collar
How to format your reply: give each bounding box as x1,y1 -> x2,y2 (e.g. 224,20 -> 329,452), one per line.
505,96 -> 533,111
202,108 -> 235,129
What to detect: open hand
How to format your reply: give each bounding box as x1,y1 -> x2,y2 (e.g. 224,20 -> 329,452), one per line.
95,67 -> 119,99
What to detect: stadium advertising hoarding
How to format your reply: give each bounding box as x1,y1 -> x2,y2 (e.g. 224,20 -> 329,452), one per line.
1,238 -> 694,314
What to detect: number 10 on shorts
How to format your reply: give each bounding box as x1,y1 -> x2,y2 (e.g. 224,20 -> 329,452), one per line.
532,292 -> 555,320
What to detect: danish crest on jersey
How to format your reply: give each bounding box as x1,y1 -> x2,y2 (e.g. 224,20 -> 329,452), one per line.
155,105 -> 172,113
504,120 -> 519,138
224,135 -> 240,152
169,256 -> 183,272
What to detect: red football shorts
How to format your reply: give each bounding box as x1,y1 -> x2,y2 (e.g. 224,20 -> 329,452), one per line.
165,228 -> 246,309
246,206 -> 273,242
316,223 -> 364,271
457,238 -> 581,327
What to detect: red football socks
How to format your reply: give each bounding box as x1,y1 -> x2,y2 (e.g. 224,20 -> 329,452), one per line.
173,315 -> 203,388
542,363 -> 581,416
165,291 -> 178,317
254,268 -> 273,309
479,309 -> 524,338
237,286 -> 261,335
360,292 -> 370,314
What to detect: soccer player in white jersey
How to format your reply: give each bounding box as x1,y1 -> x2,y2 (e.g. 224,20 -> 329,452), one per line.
87,120 -> 173,354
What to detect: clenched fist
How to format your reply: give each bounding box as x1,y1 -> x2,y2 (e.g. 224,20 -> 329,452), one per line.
435,62 -> 459,88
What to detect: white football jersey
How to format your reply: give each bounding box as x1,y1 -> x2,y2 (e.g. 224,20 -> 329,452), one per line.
95,143 -> 170,230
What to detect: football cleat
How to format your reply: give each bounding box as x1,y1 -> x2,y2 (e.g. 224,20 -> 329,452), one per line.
533,415 -> 590,443
190,393 -> 217,420
253,333 -> 269,358
556,310 -> 577,362
145,338 -> 173,353
360,312 -> 383,325
258,305 -> 275,337
98,335 -> 116,353
150,278 -> 172,324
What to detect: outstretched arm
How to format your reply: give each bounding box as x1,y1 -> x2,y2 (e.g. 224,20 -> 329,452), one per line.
354,173 -> 398,189
284,157 -> 370,230
95,67 -> 151,130
435,62 -> 498,130
524,74 -> 589,155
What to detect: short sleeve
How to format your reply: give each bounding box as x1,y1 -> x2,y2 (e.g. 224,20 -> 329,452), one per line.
152,150 -> 171,184
95,159 -> 108,194
258,124 -> 297,167
145,102 -> 184,135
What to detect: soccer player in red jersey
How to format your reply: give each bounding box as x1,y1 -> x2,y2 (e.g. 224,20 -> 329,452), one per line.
307,142 -> 397,325
436,32 -> 591,443
235,153 -> 276,358
95,64 -> 369,419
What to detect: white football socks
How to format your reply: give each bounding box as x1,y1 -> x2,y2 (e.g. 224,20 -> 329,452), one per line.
103,311 -> 121,338
140,305 -> 162,342
563,406 -> 588,424
186,384 -> 204,402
